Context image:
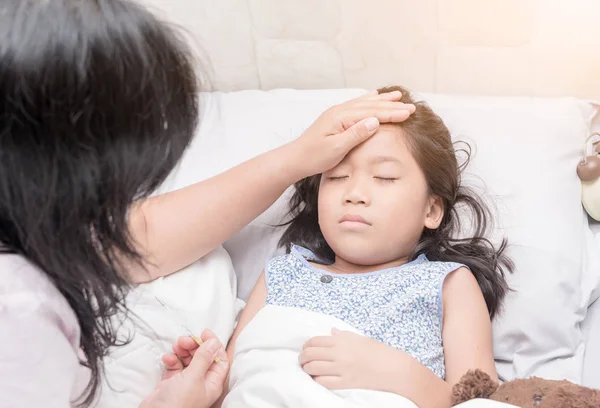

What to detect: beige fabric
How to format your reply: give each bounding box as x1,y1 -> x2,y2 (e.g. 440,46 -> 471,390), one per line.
139,0 -> 599,99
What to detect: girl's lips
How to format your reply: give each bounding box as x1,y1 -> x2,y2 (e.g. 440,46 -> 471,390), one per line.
339,214 -> 371,225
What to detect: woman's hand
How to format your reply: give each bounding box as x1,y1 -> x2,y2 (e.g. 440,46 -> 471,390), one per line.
139,330 -> 229,408
287,90 -> 415,179
298,328 -> 401,391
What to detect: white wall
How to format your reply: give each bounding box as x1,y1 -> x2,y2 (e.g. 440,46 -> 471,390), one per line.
139,0 -> 600,99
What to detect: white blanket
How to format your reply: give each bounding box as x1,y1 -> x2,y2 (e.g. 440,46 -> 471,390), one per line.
224,305 -> 419,408
224,305 -> 518,408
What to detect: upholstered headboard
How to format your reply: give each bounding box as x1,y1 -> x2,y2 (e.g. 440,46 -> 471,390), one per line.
140,0 -> 599,99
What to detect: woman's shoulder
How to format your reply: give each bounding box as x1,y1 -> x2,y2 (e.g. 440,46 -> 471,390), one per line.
0,253 -> 84,406
0,253 -> 80,347
1,253 -> 63,302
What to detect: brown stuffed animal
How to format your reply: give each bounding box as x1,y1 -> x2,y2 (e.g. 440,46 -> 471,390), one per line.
452,369 -> 600,408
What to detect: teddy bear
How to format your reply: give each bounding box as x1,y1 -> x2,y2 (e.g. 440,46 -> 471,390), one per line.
578,134 -> 600,221
451,369 -> 600,408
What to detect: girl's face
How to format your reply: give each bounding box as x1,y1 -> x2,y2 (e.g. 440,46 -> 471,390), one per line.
318,125 -> 444,266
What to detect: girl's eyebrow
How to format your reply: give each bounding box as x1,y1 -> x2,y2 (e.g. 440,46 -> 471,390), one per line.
369,155 -> 403,165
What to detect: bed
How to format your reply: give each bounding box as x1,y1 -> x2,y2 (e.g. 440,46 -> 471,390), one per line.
94,1 -> 600,407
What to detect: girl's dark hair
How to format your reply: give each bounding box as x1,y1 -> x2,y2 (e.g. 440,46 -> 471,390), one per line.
279,86 -> 513,319
0,0 -> 199,405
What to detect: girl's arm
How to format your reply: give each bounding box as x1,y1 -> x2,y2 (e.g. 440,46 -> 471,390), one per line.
212,272 -> 268,408
440,267 -> 498,384
158,272 -> 266,408
299,267 -> 496,408
225,272 -> 268,364
383,267 -> 497,407
126,92 -> 414,282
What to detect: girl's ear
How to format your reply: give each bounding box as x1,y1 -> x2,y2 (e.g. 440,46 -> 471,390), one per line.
424,195 -> 444,229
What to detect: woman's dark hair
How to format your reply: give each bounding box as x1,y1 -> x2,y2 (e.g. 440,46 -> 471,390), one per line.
0,0 -> 199,405
279,85 -> 513,319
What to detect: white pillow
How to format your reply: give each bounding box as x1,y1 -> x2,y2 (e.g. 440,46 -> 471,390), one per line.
160,89 -> 600,385
422,94 -> 600,384
96,246 -> 244,407
582,221 -> 600,388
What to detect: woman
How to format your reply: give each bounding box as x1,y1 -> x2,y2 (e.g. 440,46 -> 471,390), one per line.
0,1 -> 415,407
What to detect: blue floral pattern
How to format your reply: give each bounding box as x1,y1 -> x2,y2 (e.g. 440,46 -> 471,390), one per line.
265,245 -> 465,379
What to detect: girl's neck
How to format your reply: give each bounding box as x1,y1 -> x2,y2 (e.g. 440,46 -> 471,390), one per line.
324,254 -> 410,275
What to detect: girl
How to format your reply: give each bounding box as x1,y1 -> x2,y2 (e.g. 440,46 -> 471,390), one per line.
213,85 -> 513,408
0,1 -> 416,407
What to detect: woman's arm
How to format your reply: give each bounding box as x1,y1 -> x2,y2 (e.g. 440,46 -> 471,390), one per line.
126,92 -> 415,282
127,146 -> 299,282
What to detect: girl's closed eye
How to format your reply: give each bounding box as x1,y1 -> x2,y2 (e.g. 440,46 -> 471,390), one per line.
374,176 -> 398,183
328,175 -> 348,181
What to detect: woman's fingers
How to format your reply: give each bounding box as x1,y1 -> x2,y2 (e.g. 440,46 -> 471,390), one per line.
186,339 -> 225,383
335,108 -> 411,132
161,353 -> 184,380
172,342 -> 192,359
329,117 -> 379,151
176,335 -> 200,352
204,346 -> 230,396
346,100 -> 413,112
162,353 -> 181,367
355,90 -> 402,101
171,330 -> 222,369
201,328 -> 220,343
172,336 -> 197,367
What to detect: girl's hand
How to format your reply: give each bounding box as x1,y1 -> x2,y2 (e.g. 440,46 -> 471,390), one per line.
299,328 -> 402,392
288,90 -> 415,179
139,330 -> 229,408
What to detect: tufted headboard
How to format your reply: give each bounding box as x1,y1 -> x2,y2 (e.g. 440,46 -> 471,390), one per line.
139,0 -> 599,99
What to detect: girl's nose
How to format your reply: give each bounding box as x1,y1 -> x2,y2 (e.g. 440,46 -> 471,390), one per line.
343,181 -> 370,205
